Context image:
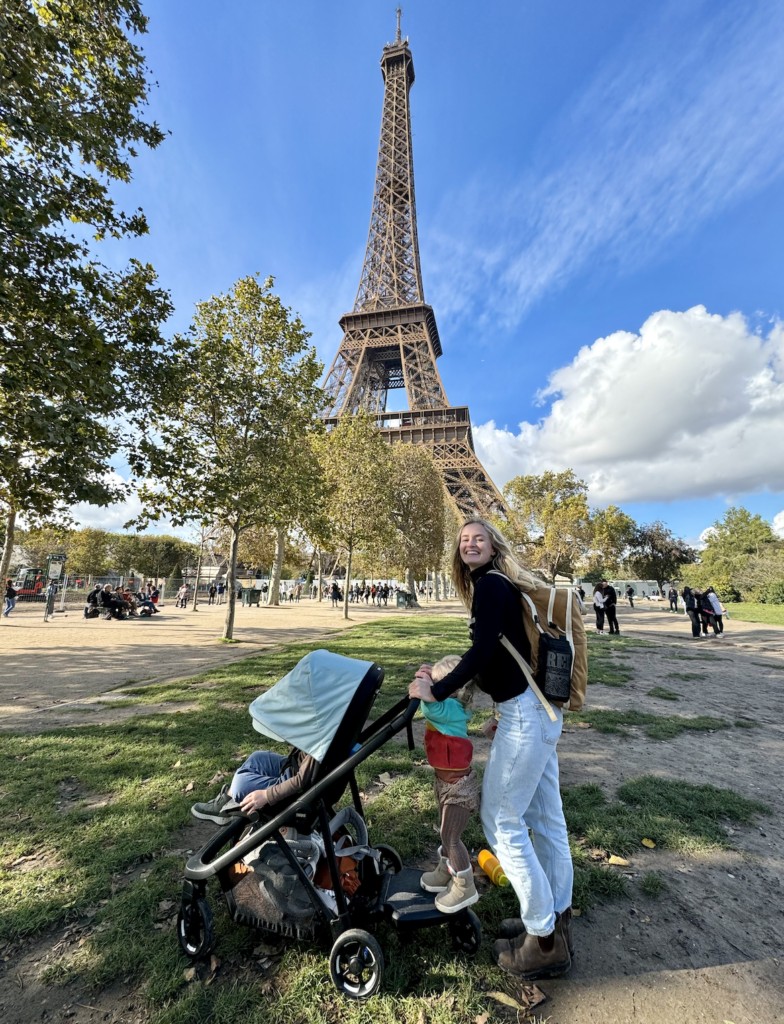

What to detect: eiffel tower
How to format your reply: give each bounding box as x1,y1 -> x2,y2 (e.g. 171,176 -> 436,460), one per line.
322,15 -> 507,520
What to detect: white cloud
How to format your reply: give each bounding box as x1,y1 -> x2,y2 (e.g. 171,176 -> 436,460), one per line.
773,511 -> 784,539
474,306 -> 784,504
69,472 -> 187,537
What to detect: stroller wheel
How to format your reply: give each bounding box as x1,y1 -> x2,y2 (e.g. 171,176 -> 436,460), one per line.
329,928 -> 384,999
374,843 -> 403,874
177,897 -> 215,959
448,908 -> 482,955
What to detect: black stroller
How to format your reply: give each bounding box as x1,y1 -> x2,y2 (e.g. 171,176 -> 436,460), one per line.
178,649 -> 482,999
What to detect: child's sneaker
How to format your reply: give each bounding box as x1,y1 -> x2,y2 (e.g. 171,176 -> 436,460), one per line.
420,848 -> 450,893
191,784 -> 233,824
435,866 -> 479,913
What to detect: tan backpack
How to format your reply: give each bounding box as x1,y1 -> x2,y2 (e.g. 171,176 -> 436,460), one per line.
489,574 -> 588,720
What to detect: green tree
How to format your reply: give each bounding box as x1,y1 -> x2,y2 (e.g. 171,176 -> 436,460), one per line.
0,0 -> 176,583
129,535 -> 198,581
131,275 -> 323,639
67,528 -> 111,577
17,526 -> 71,571
682,507 -> 781,601
315,412 -> 395,619
583,505 -> 637,577
626,521 -> 697,593
707,507 -> 776,557
384,444 -> 447,599
503,470 -> 590,583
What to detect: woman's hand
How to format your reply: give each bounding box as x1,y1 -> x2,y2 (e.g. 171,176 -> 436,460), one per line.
240,789 -> 270,815
408,670 -> 435,702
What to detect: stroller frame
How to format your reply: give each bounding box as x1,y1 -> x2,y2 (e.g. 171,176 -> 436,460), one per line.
178,663 -> 482,999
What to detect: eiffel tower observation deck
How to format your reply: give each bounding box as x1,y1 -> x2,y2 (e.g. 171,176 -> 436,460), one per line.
322,15 -> 507,520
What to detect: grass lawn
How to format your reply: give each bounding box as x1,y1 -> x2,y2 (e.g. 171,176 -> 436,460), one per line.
723,602 -> 784,626
0,617 -> 769,1024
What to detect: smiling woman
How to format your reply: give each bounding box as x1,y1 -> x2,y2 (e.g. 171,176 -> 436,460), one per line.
408,518 -> 576,981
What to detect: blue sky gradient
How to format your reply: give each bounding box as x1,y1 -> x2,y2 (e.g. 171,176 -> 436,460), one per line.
84,0 -> 784,544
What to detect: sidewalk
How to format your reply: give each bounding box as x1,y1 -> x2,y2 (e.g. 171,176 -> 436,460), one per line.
0,596 -> 463,732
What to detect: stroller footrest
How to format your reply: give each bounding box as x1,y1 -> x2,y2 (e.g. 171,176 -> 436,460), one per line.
381,868 -> 447,927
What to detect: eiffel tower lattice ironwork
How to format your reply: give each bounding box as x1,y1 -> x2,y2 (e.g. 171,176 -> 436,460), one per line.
322,22 -> 507,520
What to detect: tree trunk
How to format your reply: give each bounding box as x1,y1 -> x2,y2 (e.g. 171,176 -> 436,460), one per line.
0,507 -> 17,585
223,520 -> 241,640
317,549 -> 323,601
434,568 -> 441,601
406,566 -> 418,606
343,543 -> 353,620
191,536 -> 205,611
268,527 -> 285,606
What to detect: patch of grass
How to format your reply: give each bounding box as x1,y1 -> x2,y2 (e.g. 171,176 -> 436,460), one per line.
2,615 -> 770,1023
563,777 -> 769,856
647,687 -> 681,701
723,603 -> 784,626
749,661 -> 784,671
639,872 -> 666,898
570,709 -> 729,738
734,718 -> 760,729
667,672 -> 706,681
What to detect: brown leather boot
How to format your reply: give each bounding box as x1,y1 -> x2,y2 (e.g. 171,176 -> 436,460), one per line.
498,906 -> 575,956
493,915 -> 571,979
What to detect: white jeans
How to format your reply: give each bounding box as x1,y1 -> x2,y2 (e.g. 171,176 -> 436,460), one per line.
481,687 -> 573,936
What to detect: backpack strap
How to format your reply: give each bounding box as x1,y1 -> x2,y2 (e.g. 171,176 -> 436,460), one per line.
547,586 -> 576,674
498,634 -> 558,723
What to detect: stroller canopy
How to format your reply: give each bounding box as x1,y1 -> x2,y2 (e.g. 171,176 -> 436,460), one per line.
249,649 -> 374,762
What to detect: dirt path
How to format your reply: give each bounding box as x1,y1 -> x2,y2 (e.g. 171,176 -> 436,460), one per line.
1,602 -> 782,1022
0,596 -> 458,733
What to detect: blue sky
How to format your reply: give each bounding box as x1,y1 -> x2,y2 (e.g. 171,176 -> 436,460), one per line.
81,0 -> 784,545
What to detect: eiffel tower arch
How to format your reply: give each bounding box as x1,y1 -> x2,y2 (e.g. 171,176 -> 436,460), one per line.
322,20 -> 507,521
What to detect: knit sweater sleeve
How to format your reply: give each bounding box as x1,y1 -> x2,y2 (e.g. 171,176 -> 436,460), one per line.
263,752 -> 320,807
430,572 -> 522,701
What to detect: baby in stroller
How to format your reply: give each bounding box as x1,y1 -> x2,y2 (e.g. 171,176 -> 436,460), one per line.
179,648 -> 483,1000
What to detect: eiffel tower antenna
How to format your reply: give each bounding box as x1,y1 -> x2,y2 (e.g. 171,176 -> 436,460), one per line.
395,7 -> 402,43
322,31 -> 507,520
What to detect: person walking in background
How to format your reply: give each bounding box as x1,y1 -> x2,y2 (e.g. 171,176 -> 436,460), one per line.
592,584 -> 605,632
602,580 -> 620,635
3,579 -> 18,618
682,586 -> 702,638
696,588 -> 718,636
208,584 -> 217,605
705,587 -> 725,635
668,586 -> 678,612
216,581 -> 225,605
625,585 -> 635,608
175,583 -> 189,608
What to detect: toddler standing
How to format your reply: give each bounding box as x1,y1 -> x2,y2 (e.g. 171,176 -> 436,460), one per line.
418,655 -> 481,913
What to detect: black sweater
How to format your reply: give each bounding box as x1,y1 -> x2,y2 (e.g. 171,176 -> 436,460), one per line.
431,563 -> 532,704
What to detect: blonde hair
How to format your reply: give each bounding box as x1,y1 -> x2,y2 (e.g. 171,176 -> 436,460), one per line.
451,518 -> 540,608
431,654 -> 475,706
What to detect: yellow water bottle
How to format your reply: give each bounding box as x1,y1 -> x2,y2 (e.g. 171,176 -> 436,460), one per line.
478,849 -> 509,886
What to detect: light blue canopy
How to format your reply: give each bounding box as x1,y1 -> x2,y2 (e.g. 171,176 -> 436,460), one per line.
248,649 -> 375,763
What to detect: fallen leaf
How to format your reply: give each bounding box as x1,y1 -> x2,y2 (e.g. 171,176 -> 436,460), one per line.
183,967 -> 197,982
641,838 -> 656,849
184,781 -> 195,793
172,760 -> 182,768
609,855 -> 630,866
572,907 -> 582,917
474,1014 -> 489,1024
486,991 -> 523,1010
